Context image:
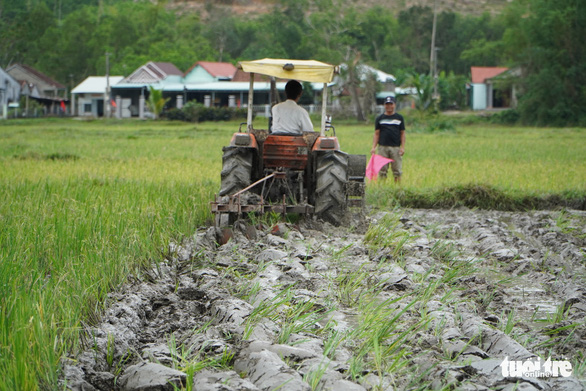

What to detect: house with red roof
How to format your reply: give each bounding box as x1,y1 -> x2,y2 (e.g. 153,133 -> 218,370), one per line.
100,60 -> 334,119
469,66 -> 515,110
184,61 -> 237,83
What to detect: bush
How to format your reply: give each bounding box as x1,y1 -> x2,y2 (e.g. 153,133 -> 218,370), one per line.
407,112 -> 455,133
488,109 -> 520,125
164,108 -> 186,121
166,101 -> 248,122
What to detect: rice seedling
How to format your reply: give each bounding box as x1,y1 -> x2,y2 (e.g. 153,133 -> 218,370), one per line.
323,329 -> 347,360
364,213 -> 413,259
333,268 -> 368,306
500,309 -> 518,335
302,359 -> 330,390
243,286 -> 294,339
277,300 -> 328,344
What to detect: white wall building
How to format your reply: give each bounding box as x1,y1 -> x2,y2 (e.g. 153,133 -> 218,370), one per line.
72,76 -> 123,117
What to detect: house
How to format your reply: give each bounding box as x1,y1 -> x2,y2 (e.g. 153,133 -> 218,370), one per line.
469,66 -> 512,110
0,67 -> 21,119
184,61 -> 237,83
180,61 -> 239,107
111,62 -> 183,118
72,76 -> 124,117
6,63 -> 67,114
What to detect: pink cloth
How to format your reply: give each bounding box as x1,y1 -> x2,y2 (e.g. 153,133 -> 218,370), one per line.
366,154 -> 394,180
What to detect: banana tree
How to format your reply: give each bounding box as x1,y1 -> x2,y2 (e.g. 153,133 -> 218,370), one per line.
146,86 -> 170,119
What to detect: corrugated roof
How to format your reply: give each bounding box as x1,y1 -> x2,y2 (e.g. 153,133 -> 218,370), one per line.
7,63 -> 66,89
123,62 -> 182,84
72,76 -> 124,94
151,62 -> 183,77
161,81 -> 331,92
183,61 -> 237,79
197,61 -> 237,79
470,66 -> 508,84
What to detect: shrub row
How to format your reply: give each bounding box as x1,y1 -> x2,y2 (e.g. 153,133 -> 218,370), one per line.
164,101 -> 248,122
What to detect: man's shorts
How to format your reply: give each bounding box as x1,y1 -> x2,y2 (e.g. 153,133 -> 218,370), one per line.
378,145 -> 402,178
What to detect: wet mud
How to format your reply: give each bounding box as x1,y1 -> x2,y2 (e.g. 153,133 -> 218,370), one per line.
62,208 -> 586,390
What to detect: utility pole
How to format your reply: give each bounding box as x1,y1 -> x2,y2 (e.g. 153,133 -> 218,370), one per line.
105,52 -> 111,118
429,0 -> 439,102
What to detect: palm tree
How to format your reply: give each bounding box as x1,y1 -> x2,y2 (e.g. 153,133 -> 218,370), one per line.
146,86 -> 169,119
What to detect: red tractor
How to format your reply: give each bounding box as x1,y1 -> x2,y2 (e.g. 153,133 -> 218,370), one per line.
211,59 -> 365,226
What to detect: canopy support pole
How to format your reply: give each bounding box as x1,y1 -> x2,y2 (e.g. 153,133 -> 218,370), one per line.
247,73 -> 255,132
320,83 -> 328,136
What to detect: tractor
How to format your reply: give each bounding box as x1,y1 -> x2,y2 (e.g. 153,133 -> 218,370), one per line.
211,58 -> 366,226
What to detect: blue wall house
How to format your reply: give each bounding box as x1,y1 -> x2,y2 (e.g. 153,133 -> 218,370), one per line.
469,66 -> 516,110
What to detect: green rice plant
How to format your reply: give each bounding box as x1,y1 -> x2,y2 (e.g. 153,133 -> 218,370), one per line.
0,119 -> 228,389
430,240 -> 459,265
303,359 -> 330,391
243,286 -> 294,339
333,265 -> 371,306
323,329 -> 348,360
500,309 -> 517,335
554,209 -> 586,239
571,352 -> 586,379
350,293 -> 426,379
364,213 -> 413,259
106,333 -> 116,369
331,243 -> 353,262
235,280 -> 262,302
549,302 -> 572,324
277,300 -> 329,344
348,355 -> 366,382
246,211 -> 283,228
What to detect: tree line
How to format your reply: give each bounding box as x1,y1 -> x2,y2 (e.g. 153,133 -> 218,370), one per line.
1,0 -> 584,125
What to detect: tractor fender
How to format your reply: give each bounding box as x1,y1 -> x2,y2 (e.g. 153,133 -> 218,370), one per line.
311,136 -> 340,152
229,132 -> 259,149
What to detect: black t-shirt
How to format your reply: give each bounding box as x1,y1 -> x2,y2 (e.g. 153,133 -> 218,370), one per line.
375,113 -> 405,147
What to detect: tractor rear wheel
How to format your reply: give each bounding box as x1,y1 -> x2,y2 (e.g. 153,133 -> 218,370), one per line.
314,150 -> 348,225
219,147 -> 253,196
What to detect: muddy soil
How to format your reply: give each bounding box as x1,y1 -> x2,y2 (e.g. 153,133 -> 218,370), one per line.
62,208 -> 586,391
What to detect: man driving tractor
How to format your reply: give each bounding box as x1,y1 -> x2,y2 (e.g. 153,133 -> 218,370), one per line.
271,80 -> 314,135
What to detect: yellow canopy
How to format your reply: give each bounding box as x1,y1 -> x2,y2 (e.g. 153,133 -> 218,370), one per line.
239,58 -> 337,83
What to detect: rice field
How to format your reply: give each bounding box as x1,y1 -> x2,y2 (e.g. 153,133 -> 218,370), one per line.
0,118 -> 584,389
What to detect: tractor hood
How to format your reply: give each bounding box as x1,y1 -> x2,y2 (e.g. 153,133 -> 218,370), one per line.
239,58 -> 338,83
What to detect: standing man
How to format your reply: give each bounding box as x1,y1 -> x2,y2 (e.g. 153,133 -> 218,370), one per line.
371,96 -> 406,183
271,80 -> 314,135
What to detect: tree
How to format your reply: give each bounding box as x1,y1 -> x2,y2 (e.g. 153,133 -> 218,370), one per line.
146,86 -> 169,120
506,0 -> 586,125
408,73 -> 434,112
